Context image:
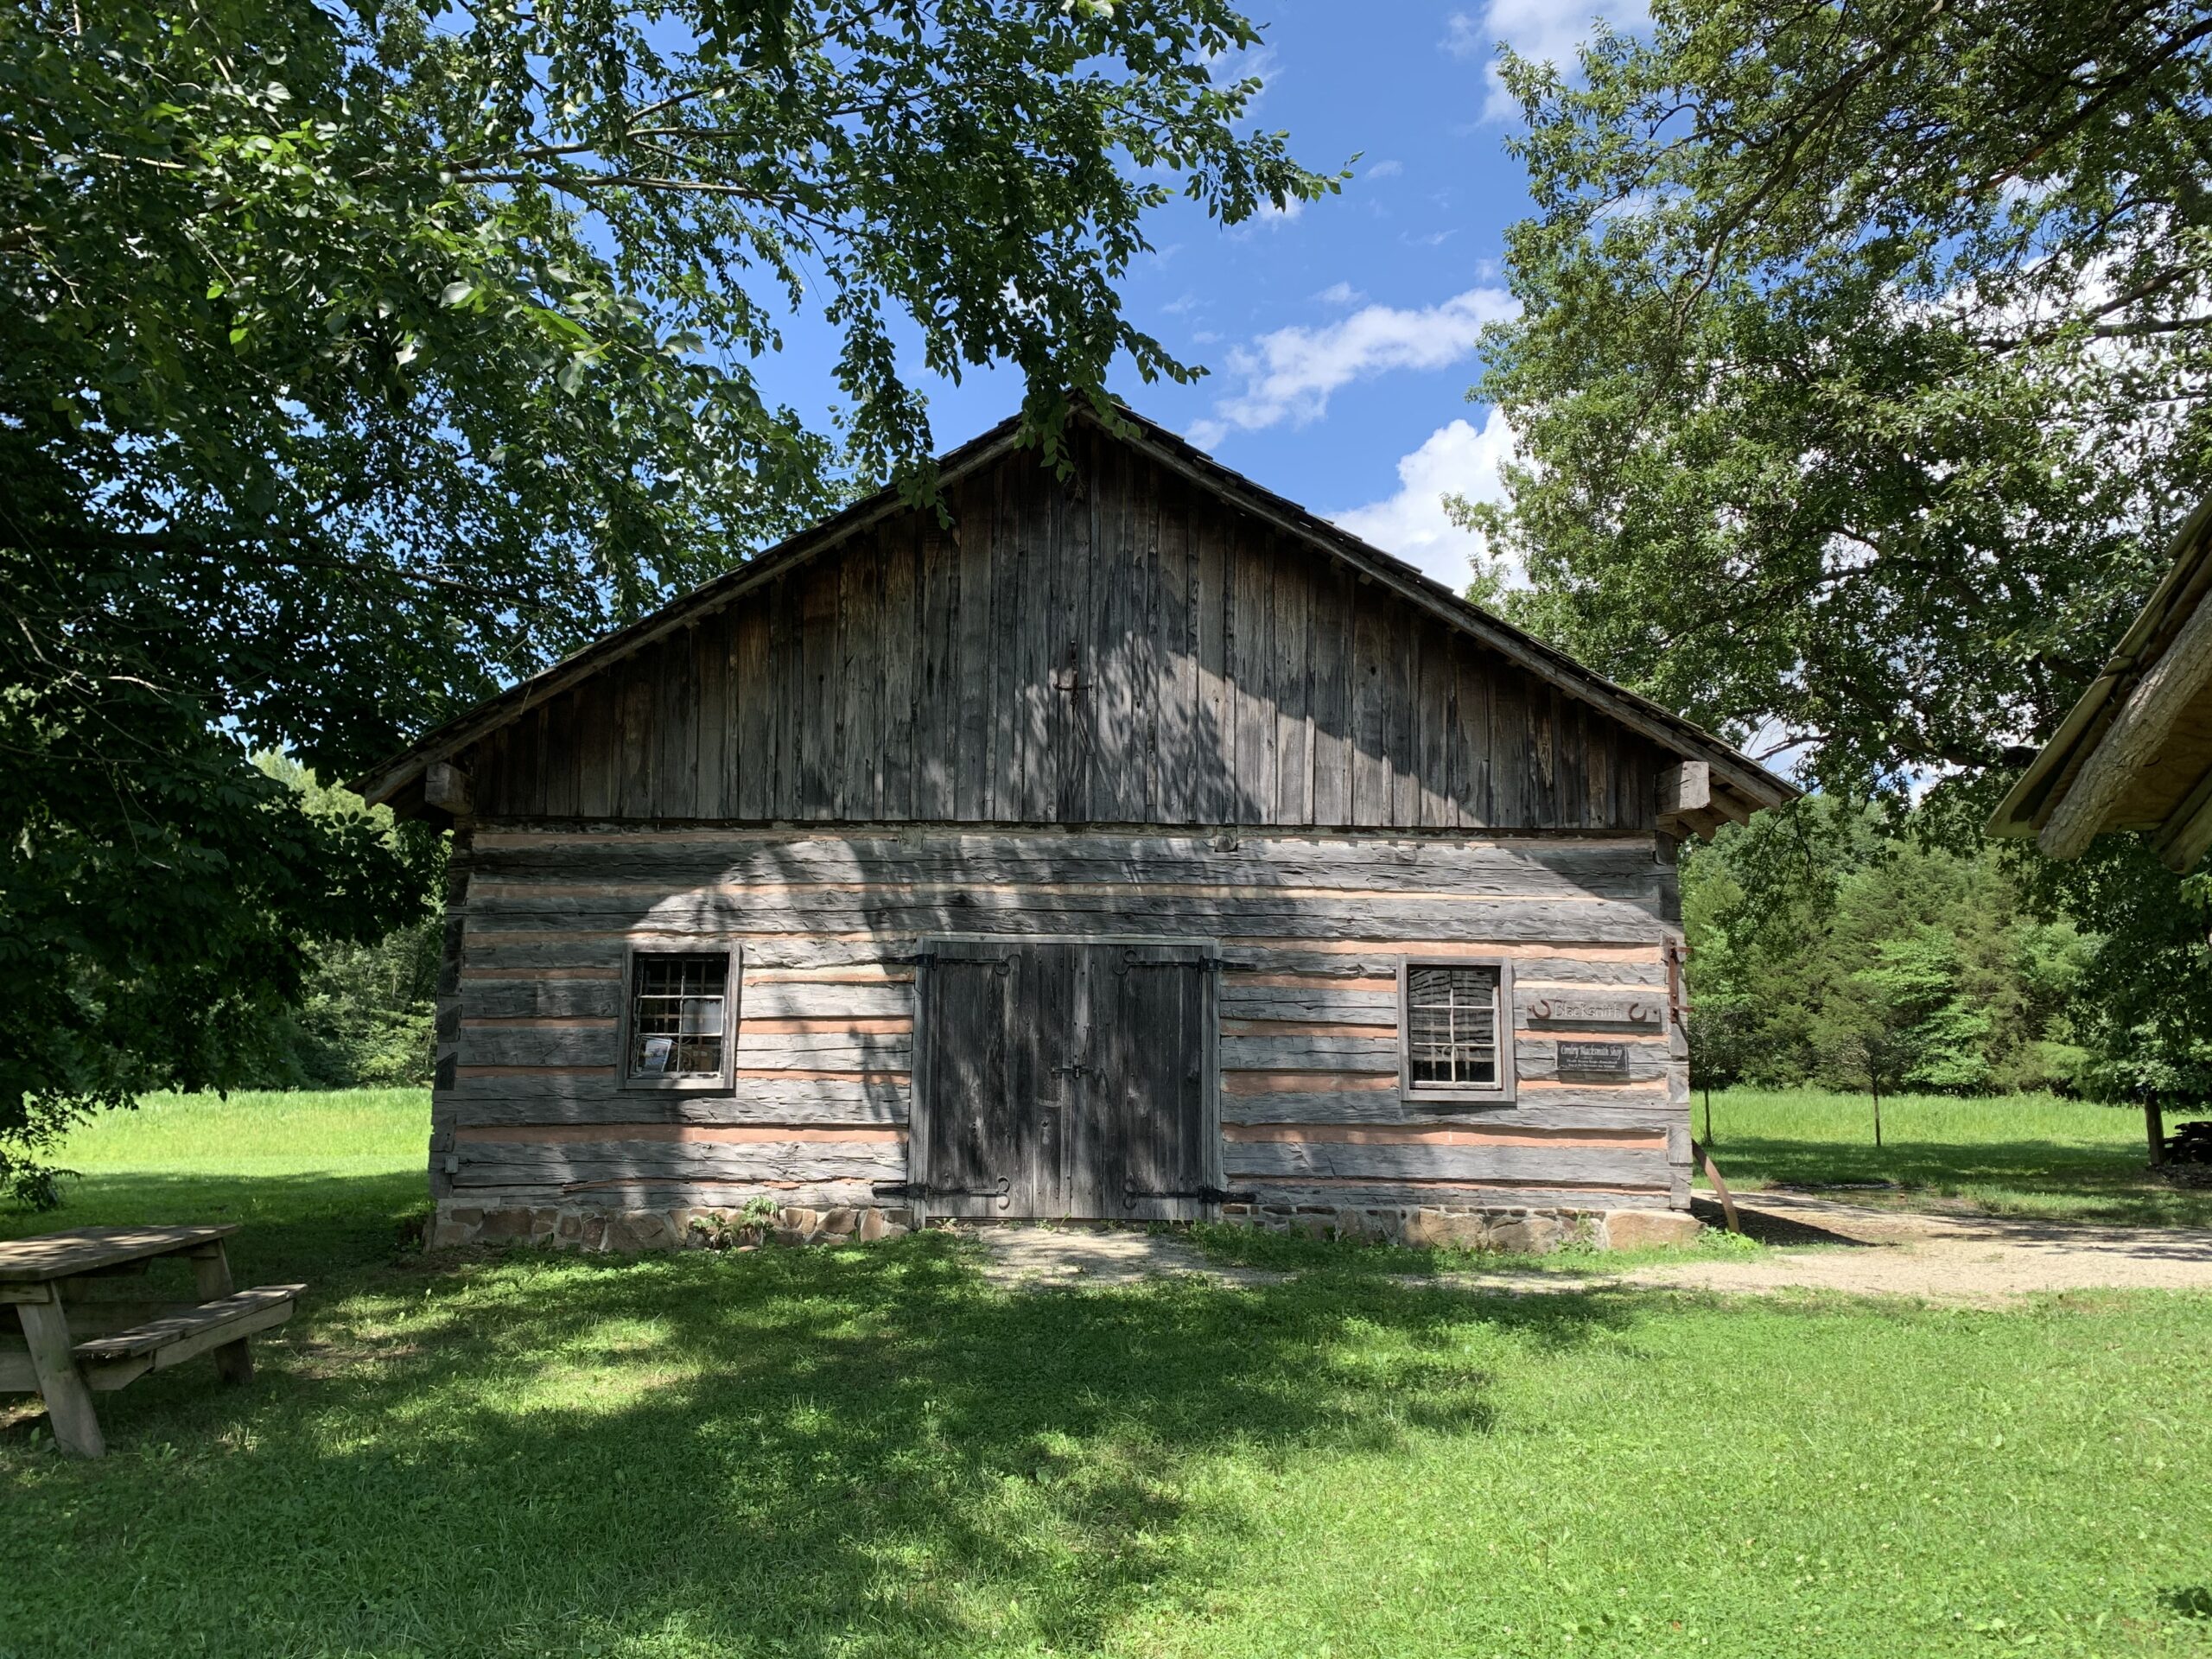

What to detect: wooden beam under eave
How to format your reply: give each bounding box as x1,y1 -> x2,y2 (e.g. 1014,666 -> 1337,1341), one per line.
2154,763 -> 2212,873
424,762 -> 473,822
2040,586 -> 2212,859
1656,761 -> 1758,842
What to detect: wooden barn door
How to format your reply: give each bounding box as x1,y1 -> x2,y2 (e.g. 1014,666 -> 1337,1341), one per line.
1065,944 -> 1220,1222
912,939 -> 1218,1223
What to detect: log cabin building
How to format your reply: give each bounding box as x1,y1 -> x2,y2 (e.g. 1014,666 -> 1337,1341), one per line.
355,406 -> 1796,1252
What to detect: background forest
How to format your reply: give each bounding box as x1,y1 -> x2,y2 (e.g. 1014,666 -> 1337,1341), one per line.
240,760 -> 441,1091
1684,804 -> 2212,1107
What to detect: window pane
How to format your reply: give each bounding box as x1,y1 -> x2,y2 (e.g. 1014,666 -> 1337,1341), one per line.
630,954 -> 729,1078
1405,965 -> 1502,1090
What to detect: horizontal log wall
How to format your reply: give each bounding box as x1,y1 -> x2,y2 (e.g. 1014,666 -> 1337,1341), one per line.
435,827 -> 1689,1213
461,429 -> 1669,833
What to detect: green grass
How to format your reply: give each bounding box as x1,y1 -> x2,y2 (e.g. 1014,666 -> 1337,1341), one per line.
1694,1087 -> 2212,1229
3,1094 -> 2211,1658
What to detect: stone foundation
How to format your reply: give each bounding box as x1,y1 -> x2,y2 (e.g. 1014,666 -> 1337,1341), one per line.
1218,1202 -> 1702,1252
429,1201 -> 913,1253
430,1199 -> 1700,1255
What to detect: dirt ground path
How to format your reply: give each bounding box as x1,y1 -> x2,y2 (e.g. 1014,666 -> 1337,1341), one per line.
969,1197 -> 2212,1305
1624,1191 -> 2212,1303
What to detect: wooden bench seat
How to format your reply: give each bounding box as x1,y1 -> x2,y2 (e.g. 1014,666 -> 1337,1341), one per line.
71,1284 -> 304,1391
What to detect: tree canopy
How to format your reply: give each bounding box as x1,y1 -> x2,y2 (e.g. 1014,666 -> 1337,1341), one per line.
1466,0 -> 2212,792
0,0 -> 1328,1192
1465,0 -> 2212,1090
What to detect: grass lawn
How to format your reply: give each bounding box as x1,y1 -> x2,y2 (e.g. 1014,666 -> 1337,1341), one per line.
3,1093 -> 2210,1658
1694,1087 -> 2212,1229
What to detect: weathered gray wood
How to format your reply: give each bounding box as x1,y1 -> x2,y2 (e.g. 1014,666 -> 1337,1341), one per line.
915,516 -> 959,820
454,1180 -> 887,1211
1194,505 -> 1235,822
1222,950 -> 1665,985
696,617 -> 728,817
1218,984 -> 1664,1027
464,893 -> 1668,944
1222,1092 -> 1681,1129
836,542 -> 877,820
733,982 -> 911,1020
189,1240 -> 251,1385
16,1299 -> 103,1456
1308,561 -> 1354,826
462,980 -> 625,1021
72,1283 -> 299,1365
1052,459 -> 1094,824
0,1225 -> 240,1283
467,830 -> 1662,896
1154,481 -> 1198,823
451,1140 -> 906,1188
1236,1183 -> 1674,1210
880,528 -> 918,820
1230,524 -> 1276,825
1091,442 -> 1149,824
1219,987 -> 1399,1024
656,625 -> 698,819
1223,1140 -> 1670,1186
1452,639 -> 1491,828
1273,546 -> 1314,826
463,935 -> 904,975
1220,1033 -> 1399,1073
2041,575 -> 2212,858
458,1027 -> 912,1072
448,1078 -> 910,1128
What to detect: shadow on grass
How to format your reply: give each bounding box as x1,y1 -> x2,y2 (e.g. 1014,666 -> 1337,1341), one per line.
1,1171 -> 1655,1658
0,1168 -> 429,1290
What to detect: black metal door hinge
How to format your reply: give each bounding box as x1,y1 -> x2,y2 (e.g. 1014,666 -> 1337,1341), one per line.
874,1177 -> 1011,1204
1122,1182 -> 1255,1209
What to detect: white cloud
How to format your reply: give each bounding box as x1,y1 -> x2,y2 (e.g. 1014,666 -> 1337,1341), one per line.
1331,410 -> 1521,592
1205,286 -> 1516,436
1314,281 -> 1365,306
1446,0 -> 1649,123
1367,159 -> 1404,179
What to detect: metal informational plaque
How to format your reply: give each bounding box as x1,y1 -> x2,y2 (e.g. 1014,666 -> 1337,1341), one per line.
1556,1040 -> 1630,1076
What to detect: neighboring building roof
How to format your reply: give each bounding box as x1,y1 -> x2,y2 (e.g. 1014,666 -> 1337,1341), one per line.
1987,497 -> 2212,873
353,403 -> 1797,821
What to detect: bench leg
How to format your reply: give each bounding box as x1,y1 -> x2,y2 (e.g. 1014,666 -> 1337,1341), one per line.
192,1243 -> 252,1385
16,1301 -> 104,1459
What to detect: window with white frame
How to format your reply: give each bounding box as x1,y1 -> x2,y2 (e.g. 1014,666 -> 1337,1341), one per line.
624,950 -> 738,1086
1400,959 -> 1514,1102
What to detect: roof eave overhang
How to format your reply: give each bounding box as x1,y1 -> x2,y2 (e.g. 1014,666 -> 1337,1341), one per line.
1986,493 -> 2212,849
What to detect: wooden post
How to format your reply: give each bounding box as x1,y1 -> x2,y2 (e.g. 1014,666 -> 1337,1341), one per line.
1690,1139 -> 1740,1235
191,1242 -> 251,1385
2146,1095 -> 2166,1167
16,1297 -> 104,1459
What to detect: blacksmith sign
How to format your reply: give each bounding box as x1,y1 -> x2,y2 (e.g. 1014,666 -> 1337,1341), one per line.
1556,1040 -> 1630,1077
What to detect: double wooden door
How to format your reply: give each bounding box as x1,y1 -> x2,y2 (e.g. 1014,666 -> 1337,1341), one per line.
911,938 -> 1220,1222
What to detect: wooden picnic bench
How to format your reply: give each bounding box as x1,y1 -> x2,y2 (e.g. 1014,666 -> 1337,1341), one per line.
0,1226 -> 303,1459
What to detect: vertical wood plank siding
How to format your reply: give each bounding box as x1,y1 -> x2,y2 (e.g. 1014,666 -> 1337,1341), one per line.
461,429 -> 1666,831
438,830 -> 1688,1211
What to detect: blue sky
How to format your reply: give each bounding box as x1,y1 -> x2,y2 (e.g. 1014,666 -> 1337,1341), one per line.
748,0 -> 1637,593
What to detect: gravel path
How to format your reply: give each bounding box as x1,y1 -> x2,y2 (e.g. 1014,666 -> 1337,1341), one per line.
1623,1191 -> 2212,1304
968,1198 -> 2212,1306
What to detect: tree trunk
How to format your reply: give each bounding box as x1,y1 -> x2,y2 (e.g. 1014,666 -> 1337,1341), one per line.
1872,1077 -> 1883,1149
2146,1096 -> 2165,1167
